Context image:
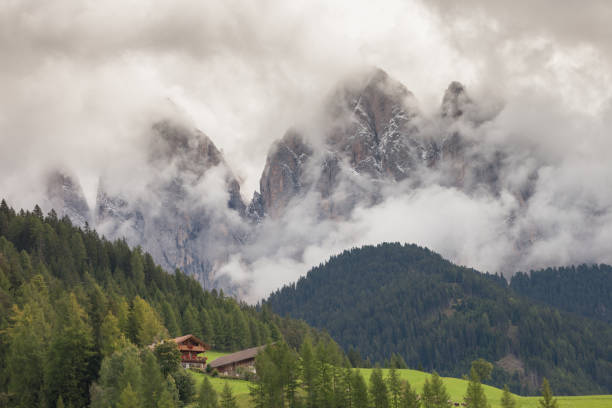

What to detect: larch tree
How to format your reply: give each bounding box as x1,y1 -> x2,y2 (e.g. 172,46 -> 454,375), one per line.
220,383 -> 238,408
538,378 -> 559,408
388,367 -> 402,408
198,376 -> 219,408
370,367 -> 390,408
500,385 -> 517,408
463,367 -> 490,408
400,380 -> 420,408
422,372 -> 451,408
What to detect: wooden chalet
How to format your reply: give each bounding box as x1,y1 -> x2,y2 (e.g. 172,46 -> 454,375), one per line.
172,334 -> 209,369
208,345 -> 267,376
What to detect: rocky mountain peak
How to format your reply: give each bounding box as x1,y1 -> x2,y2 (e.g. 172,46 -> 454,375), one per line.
326,67 -> 421,181
45,170 -> 91,227
95,120 -> 246,286
441,81 -> 471,119
258,129 -> 313,219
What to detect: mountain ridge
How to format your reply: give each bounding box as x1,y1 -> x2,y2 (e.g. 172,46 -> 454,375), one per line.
265,242 -> 612,396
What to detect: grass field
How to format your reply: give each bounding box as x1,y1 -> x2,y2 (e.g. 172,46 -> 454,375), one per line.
192,351 -> 612,408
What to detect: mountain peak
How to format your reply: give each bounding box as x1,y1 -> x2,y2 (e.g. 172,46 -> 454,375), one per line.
45,170 -> 91,227
441,81 -> 471,118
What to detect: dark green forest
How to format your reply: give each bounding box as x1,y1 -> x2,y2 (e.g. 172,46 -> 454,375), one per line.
0,200 -> 335,407
510,264 -> 612,324
265,242 -> 612,395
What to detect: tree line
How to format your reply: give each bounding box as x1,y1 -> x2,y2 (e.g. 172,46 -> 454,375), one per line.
265,243 -> 612,395
510,264 -> 612,324
0,200 -> 338,407
243,340 -> 561,408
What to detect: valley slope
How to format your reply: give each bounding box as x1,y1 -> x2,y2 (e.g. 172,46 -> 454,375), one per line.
265,242 -> 612,395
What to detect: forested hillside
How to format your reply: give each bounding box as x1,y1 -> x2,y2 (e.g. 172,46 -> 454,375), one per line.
0,200 -> 335,407
510,264 -> 612,324
265,243 -> 612,395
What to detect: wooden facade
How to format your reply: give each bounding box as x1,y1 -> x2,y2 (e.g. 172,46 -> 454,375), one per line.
208,345 -> 266,376
172,334 -> 209,369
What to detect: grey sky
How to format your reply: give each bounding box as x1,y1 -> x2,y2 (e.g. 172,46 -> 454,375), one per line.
2,0 -> 612,300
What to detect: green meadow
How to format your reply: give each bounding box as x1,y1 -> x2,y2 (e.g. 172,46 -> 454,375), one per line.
191,351 -> 612,408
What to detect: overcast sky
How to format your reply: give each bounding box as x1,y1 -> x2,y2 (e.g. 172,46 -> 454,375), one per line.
2,0 -> 610,204
2,1 -> 612,300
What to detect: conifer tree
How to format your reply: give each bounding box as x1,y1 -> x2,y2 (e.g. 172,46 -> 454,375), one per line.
538,378 -> 559,408
200,309 -> 216,344
198,376 -> 219,408
370,366 -> 390,408
6,278 -> 52,408
220,383 -> 238,408
130,296 -> 167,346
300,336 -> 317,408
400,381 -> 420,408
388,367 -> 402,408
422,372 -> 451,408
463,367 -> 490,408
352,370 -> 369,408
154,340 -> 182,377
500,385 -> 516,408
338,367 -> 354,408
117,383 -> 140,408
99,311 -> 127,357
141,351 -> 166,408
173,369 -> 196,404
161,300 -> 181,337
157,388 -> 176,408
45,293 -> 96,408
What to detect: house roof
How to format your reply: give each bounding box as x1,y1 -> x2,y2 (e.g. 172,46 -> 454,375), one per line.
208,345 -> 267,368
172,334 -> 208,348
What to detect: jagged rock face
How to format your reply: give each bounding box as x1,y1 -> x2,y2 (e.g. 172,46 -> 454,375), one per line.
435,81 -> 506,195
251,69 -> 526,221
441,81 -> 471,119
252,68 -> 435,219
96,120 -> 246,286
45,171 -> 91,227
42,68 -> 539,292
326,68 -> 422,181
258,130 -> 313,218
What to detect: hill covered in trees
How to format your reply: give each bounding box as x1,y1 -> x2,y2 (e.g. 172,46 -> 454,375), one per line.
510,264 -> 612,324
265,243 -> 612,396
0,200 -> 336,407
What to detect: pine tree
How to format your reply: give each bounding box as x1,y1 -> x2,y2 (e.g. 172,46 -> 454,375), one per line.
220,383 -> 238,408
300,336 -> 317,408
500,385 -> 516,408
44,293 -> 96,408
337,367 -> 354,408
464,367 -> 490,408
117,383 -> 141,408
400,381 -> 420,408
538,378 -> 559,408
154,340 -> 182,377
388,367 -> 402,408
421,372 -> 451,408
129,296 -> 167,346
157,388 -> 176,408
6,278 -> 53,408
141,351 -> 166,408
99,311 -> 127,357
173,369 -> 196,404
198,376 -> 219,408
352,370 -> 369,408
370,366 -> 390,408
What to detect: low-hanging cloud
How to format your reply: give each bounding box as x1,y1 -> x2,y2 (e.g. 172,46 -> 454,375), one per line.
2,0 -> 612,301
